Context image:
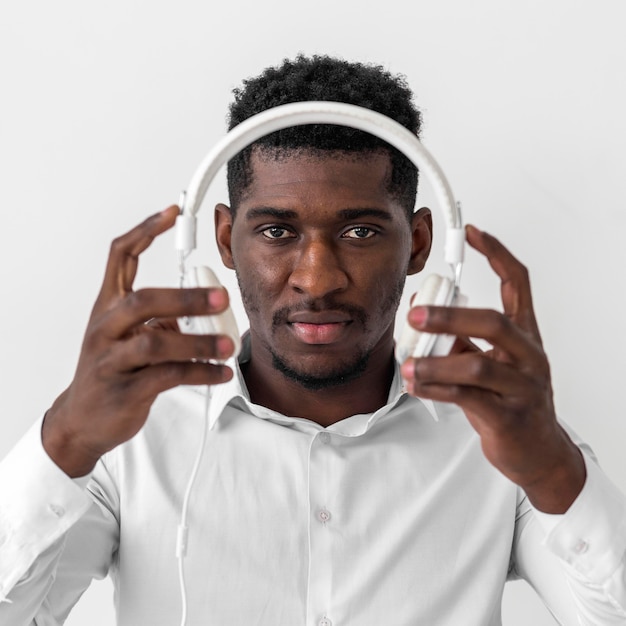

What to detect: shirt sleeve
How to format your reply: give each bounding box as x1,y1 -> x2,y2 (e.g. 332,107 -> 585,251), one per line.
0,418 -> 119,624
512,448 -> 626,625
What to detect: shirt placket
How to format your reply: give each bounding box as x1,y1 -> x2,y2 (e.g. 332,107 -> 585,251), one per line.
306,430 -> 337,626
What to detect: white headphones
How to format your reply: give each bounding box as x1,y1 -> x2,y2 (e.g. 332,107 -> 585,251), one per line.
174,101 -> 466,361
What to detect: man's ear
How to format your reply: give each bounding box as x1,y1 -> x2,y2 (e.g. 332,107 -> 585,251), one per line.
407,207 -> 433,275
215,203 -> 235,269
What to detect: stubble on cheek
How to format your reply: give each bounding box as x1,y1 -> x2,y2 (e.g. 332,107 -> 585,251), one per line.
235,267 -> 261,316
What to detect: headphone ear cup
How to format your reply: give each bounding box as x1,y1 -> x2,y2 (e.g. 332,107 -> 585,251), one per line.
411,273 -> 447,307
395,273 -> 456,362
178,266 -> 241,358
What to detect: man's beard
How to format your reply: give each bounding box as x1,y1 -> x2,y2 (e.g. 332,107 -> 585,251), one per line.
237,269 -> 406,391
270,345 -> 370,391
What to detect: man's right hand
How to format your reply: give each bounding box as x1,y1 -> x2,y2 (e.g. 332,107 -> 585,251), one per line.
42,206 -> 235,478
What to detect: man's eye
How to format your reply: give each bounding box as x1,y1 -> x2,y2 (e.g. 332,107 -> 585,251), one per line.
343,226 -> 376,239
261,226 -> 294,239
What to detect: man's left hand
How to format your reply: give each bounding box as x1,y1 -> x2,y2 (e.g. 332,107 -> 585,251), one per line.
400,224 -> 586,514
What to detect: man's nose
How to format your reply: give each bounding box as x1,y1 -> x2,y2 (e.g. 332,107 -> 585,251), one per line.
287,239 -> 349,298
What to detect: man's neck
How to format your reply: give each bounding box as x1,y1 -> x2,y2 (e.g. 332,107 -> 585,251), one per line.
241,345 -> 396,427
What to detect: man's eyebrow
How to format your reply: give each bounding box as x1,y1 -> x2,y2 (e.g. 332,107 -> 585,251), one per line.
338,208 -> 393,221
245,207 -> 299,220
244,207 -> 394,221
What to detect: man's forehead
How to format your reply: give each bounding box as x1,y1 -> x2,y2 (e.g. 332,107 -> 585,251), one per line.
233,148 -> 411,224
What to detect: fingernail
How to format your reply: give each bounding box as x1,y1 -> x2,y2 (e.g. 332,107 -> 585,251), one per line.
217,336 -> 234,357
218,365 -> 234,382
409,306 -> 428,328
208,288 -> 228,310
466,224 -> 491,244
401,360 -> 415,379
159,205 -> 177,218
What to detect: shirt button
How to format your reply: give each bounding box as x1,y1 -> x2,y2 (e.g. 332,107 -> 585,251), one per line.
318,509 -> 331,523
49,504 -> 65,518
573,539 -> 589,554
319,432 -> 331,445
319,617 -> 332,626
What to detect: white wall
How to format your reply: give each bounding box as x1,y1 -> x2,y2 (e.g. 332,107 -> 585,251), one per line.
1,1 -> 625,624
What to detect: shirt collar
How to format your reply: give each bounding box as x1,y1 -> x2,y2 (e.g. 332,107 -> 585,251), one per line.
206,333 -> 440,431
205,337 -> 252,430
389,360 -> 439,423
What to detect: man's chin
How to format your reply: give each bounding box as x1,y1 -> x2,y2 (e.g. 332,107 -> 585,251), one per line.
270,350 -> 369,391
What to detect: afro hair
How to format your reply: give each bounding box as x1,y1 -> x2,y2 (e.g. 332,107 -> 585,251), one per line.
226,55 -> 422,216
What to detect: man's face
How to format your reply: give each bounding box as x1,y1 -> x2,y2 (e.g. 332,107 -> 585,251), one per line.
217,149 -> 427,389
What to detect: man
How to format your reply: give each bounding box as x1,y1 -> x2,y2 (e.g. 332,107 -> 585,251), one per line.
1,55 -> 625,624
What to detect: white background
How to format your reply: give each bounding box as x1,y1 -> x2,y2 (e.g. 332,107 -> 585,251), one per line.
1,1 -> 625,624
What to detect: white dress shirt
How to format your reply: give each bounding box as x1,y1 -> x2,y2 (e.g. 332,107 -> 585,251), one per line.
1,341 -> 626,625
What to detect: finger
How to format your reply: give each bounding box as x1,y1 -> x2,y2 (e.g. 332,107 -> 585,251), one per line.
404,352 -> 536,398
401,360 -> 536,429
131,360 -> 234,397
465,225 -> 541,339
403,374 -> 555,443
405,380 -> 512,427
98,206 -> 180,305
408,305 -> 545,367
95,287 -> 230,339
99,328 -> 235,373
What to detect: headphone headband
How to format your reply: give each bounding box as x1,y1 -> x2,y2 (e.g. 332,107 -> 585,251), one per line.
175,101 -> 464,271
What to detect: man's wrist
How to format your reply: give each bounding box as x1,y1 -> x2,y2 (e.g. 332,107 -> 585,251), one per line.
41,407 -> 99,479
522,438 -> 587,514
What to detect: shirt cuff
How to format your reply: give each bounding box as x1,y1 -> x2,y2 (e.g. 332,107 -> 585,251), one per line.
534,449 -> 626,584
0,417 -> 93,600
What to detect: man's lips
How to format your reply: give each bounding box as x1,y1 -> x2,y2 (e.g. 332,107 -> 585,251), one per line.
289,321 -> 351,344
286,311 -> 352,345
